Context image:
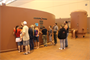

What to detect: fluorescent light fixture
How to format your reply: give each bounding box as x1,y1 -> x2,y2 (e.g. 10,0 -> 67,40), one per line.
6,0 -> 16,5
2,0 -> 6,3
0,0 -> 16,5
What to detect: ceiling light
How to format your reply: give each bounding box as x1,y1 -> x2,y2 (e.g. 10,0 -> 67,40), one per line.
6,0 -> 16,5
0,0 -> 16,5
2,0 -> 6,3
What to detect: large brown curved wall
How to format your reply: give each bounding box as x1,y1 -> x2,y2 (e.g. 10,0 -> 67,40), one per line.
0,6 -> 55,52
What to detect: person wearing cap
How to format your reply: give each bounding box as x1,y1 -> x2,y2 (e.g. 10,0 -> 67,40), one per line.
20,21 -> 30,55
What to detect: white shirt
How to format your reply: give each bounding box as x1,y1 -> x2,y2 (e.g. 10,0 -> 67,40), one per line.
22,25 -> 29,41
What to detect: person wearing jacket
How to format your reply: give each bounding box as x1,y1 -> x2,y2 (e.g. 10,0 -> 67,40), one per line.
28,25 -> 34,50
58,25 -> 67,50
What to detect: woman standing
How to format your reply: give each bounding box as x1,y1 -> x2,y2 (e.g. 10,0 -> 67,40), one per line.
34,25 -> 39,49
48,26 -> 53,45
64,21 -> 69,47
13,25 -> 23,52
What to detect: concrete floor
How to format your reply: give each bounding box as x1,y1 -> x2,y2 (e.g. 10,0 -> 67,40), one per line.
0,33 -> 90,60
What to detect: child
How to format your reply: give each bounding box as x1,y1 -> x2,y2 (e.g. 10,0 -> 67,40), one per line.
48,25 -> 53,45
58,25 -> 67,50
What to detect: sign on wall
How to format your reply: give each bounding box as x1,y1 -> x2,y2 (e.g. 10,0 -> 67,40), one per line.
34,17 -> 47,20
39,20 -> 43,29
35,23 -> 38,26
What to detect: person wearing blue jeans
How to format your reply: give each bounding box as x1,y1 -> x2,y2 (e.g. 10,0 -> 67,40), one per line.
58,25 -> 67,50
29,38 -> 34,50
65,33 -> 69,47
60,39 -> 65,50
64,21 -> 69,47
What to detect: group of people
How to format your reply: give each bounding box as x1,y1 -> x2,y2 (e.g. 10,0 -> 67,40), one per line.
13,21 -> 69,55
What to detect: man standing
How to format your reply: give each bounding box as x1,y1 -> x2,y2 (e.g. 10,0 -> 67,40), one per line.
20,21 -> 30,55
42,26 -> 47,47
53,23 -> 58,45
64,21 -> 69,47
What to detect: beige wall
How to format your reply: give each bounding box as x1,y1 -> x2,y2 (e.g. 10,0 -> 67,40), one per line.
55,18 -> 70,29
7,0 -> 90,19
55,17 -> 90,33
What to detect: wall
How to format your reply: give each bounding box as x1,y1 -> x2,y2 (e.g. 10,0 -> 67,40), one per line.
87,17 -> 90,33
55,18 -> 71,29
7,0 -> 90,19
0,6 -> 55,52
55,17 -> 90,33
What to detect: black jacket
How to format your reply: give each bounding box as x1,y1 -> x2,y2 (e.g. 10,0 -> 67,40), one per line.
58,28 -> 67,39
28,28 -> 33,39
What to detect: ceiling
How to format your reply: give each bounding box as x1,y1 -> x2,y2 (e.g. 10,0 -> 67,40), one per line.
8,0 -> 34,6
0,0 -> 34,6
6,0 -> 88,6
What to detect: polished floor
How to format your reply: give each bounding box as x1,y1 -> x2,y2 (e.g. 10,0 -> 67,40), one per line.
0,33 -> 90,60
